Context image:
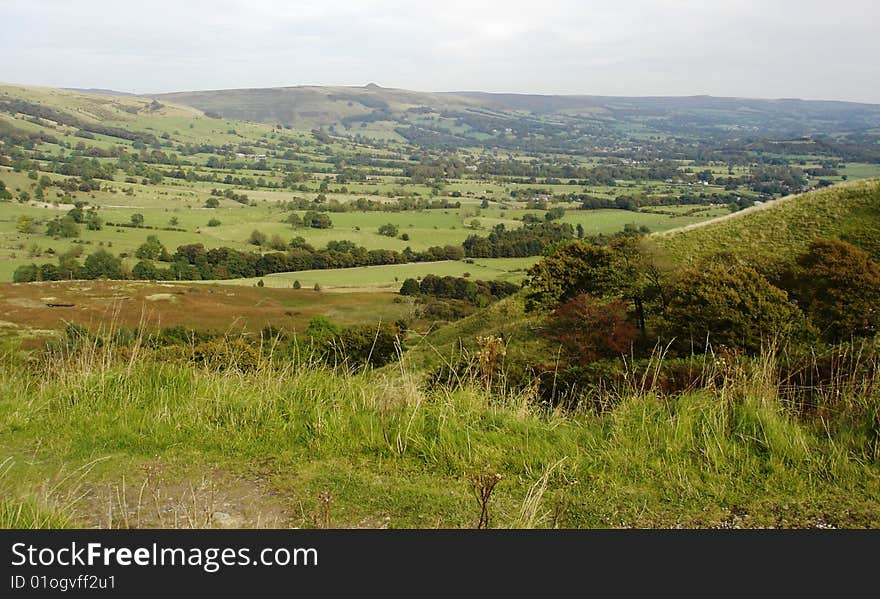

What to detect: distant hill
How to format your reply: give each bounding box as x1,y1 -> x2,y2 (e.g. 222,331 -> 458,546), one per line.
64,87 -> 135,97
152,84 -> 880,149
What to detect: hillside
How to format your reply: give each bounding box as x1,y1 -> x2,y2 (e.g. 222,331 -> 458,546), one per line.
153,84 -> 880,151
655,179 -> 880,265
407,179 -> 880,372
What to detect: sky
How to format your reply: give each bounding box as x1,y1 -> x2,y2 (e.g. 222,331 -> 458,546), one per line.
1,0 -> 878,103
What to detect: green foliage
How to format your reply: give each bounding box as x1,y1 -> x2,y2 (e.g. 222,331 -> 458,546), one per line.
190,338 -> 261,372
12,263 -> 38,283
525,241 -> 624,310
248,230 -> 268,246
130,213 -> 145,227
84,208 -> 102,231
135,235 -> 168,261
132,260 -> 159,280
330,324 -> 401,369
303,211 -> 332,229
305,316 -> 340,341
81,249 -> 124,280
46,216 -> 80,238
378,223 -> 399,237
789,239 -> 880,342
16,215 -> 37,234
663,260 -> 806,353
399,278 -> 420,295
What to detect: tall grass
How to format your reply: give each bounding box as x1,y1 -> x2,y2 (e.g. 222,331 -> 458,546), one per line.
1,335 -> 879,528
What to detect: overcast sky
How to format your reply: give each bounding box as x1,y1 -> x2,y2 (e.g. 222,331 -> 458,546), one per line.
1,0 -> 878,102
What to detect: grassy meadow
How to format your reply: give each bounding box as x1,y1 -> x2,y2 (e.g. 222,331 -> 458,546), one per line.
2,340 -> 879,529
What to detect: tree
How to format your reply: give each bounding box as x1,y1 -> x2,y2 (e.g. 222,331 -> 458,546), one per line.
66,204 -> 85,223
13,264 -> 38,283
306,315 -> 338,340
285,213 -> 303,228
82,249 -> 124,279
248,230 -> 268,246
57,250 -> 82,279
204,197 -> 220,208
16,215 -> 37,234
525,242 -> 623,311
0,179 -> 11,201
135,235 -> 167,260
132,260 -> 159,280
542,294 -> 637,366
663,260 -> 805,354
46,216 -> 80,238
378,223 -> 399,237
399,278 -> 420,295
292,280 -> 302,289
130,213 -> 145,227
268,235 -> 288,251
85,208 -> 103,231
169,217 -> 179,226
207,218 -> 221,227
789,239 -> 880,342
303,211 -> 332,229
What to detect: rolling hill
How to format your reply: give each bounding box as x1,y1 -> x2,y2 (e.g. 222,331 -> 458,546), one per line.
153,84 -> 880,150
655,178 -> 880,265
405,179 -> 880,370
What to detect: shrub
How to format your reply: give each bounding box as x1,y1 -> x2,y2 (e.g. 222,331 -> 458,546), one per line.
663,260 -> 806,353
399,278 -> 420,295
191,338 -> 260,372
82,249 -> 124,279
378,223 -> 399,237
789,239 -> 880,342
542,293 -> 638,366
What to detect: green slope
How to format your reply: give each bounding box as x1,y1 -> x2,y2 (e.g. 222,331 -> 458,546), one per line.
409,180 -> 880,367
654,179 -> 880,266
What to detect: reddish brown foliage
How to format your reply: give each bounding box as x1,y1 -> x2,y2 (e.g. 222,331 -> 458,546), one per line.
542,293 -> 637,366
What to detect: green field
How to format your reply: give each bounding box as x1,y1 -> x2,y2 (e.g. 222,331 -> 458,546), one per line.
212,257 -> 539,289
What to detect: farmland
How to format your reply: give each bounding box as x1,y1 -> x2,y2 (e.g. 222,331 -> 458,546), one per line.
5,83 -> 880,288
2,82 -> 880,530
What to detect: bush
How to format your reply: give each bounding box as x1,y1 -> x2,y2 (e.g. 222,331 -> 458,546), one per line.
789,239 -> 880,342
399,278 -> 420,295
82,249 -> 124,279
13,264 -> 38,283
46,216 -> 80,238
191,338 -> 260,372
378,223 -> 399,237
663,260 -> 806,353
542,294 -> 638,366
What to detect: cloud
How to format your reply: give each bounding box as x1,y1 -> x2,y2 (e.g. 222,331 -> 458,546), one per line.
0,0 -> 877,102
